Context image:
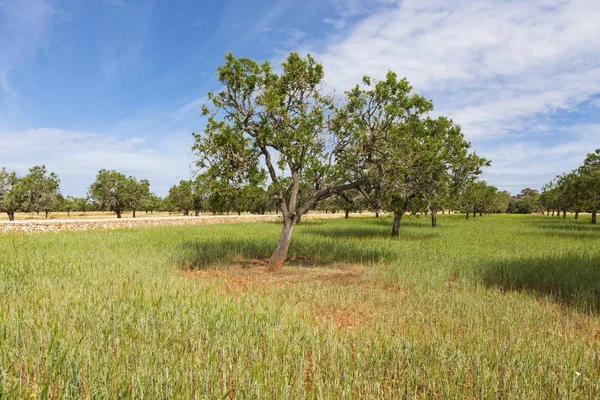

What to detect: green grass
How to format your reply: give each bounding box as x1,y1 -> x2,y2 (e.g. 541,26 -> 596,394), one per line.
1,214 -> 600,398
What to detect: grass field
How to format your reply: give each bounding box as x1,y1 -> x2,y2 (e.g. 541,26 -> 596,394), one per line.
1,214 -> 599,398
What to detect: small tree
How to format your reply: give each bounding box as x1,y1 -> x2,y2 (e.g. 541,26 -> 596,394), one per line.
18,165 -> 61,218
0,168 -> 21,221
88,170 -> 128,218
124,177 -> 150,218
166,180 -> 194,215
580,149 -> 600,224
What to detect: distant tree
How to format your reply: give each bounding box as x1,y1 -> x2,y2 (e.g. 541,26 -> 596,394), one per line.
18,165 -> 61,218
143,193 -> 163,214
73,197 -> 90,215
0,168 -> 21,221
507,188 -> 540,214
124,177 -> 150,218
580,149 -> 600,224
166,180 -> 194,215
88,170 -> 128,218
62,195 -> 76,217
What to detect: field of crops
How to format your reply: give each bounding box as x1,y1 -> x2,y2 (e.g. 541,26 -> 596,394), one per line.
1,214 -> 599,398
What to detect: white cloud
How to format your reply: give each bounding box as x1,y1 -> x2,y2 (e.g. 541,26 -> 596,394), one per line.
302,0 -> 600,190
311,0 -> 600,137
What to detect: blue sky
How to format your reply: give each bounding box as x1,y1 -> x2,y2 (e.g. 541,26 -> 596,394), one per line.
1,0 -> 600,196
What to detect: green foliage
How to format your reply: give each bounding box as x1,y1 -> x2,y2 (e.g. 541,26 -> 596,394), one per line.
88,170 -> 129,217
15,165 -> 61,216
507,188 -> 540,214
540,148 -> 600,222
0,167 -> 20,220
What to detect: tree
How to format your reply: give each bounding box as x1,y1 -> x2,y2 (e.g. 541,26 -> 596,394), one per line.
335,74 -> 486,235
62,195 -> 76,217
18,165 -> 61,218
0,168 -> 20,221
73,197 -> 90,215
580,149 -> 600,224
166,180 -> 194,215
124,177 -> 150,218
333,72 -> 433,236
194,53 -> 369,271
143,193 -> 163,214
88,170 -> 128,218
507,188 -> 540,214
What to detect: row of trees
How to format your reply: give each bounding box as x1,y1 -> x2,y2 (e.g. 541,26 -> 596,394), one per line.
0,167 -> 164,220
539,149 -> 600,224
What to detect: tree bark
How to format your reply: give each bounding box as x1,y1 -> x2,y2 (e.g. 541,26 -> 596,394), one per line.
575,210 -> 579,220
466,211 -> 469,219
67,210 -> 71,217
45,210 -> 49,219
7,211 -> 15,221
592,210 -> 597,225
115,207 -> 122,219
344,209 -> 349,219
391,212 -> 403,237
431,211 -> 437,227
562,210 -> 566,219
195,209 -> 200,216
268,218 -> 294,272
375,211 -> 380,218
551,211 -> 554,216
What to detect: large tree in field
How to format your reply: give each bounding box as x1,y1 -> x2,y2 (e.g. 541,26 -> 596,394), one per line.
0,168 -> 21,221
194,53 -> 369,271
88,170 -> 128,218
334,74 -> 486,235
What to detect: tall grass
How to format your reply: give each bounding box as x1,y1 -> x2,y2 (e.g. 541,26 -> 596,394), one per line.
1,214 -> 600,398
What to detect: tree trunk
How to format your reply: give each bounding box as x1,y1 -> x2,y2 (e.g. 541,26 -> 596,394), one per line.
479,211 -> 483,217
466,211 -> 469,219
297,214 -> 302,224
195,209 -> 200,216
67,210 -> 71,217
344,209 -> 349,219
132,209 -> 136,218
562,210 -> 566,218
268,218 -> 294,272
115,207 -> 122,219
592,210 -> 597,225
551,211 -> 554,216
575,210 -> 579,220
7,211 -> 15,221
375,211 -> 380,218
557,210 -> 561,217
45,210 -> 49,219
391,212 -> 403,238
431,211 -> 437,227
547,210 -> 550,216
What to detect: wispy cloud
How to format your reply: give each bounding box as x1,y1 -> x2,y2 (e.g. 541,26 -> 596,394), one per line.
0,0 -> 55,120
314,0 -> 600,132
300,0 -> 600,190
